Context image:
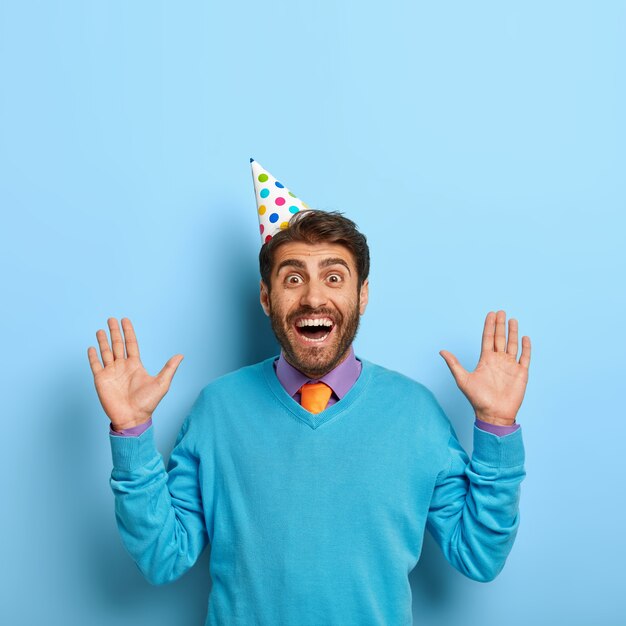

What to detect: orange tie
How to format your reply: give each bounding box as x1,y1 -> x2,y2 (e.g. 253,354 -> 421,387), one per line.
299,382 -> 332,414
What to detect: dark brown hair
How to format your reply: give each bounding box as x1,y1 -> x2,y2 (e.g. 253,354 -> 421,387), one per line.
259,210 -> 370,291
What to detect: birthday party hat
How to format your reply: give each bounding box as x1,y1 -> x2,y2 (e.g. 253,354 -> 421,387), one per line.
251,158 -> 311,244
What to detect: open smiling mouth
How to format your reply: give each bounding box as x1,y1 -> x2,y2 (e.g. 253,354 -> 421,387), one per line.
294,317 -> 335,343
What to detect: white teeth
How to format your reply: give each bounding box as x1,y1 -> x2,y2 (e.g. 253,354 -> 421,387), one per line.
296,318 -> 333,328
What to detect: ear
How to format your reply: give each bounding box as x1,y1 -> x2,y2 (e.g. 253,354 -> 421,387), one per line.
358,279 -> 369,315
260,280 -> 271,317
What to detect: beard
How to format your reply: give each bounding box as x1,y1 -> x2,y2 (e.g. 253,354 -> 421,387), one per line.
268,299 -> 361,378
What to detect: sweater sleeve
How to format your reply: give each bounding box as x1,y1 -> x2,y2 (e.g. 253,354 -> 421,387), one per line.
108,397 -> 209,586
426,423 -> 525,583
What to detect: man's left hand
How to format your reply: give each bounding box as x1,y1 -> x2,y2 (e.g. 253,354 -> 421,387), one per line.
439,310 -> 531,427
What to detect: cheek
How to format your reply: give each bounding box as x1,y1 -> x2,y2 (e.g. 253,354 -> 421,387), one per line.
270,293 -> 297,318
334,293 -> 359,312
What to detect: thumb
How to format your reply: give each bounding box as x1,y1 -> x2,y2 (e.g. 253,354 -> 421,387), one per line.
156,354 -> 184,390
439,350 -> 468,386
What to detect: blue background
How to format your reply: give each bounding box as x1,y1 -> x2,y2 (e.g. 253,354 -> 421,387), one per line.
1,1 -> 624,624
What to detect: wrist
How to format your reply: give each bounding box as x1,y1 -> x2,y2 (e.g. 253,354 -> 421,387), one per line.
475,413 -> 517,427
110,415 -> 152,432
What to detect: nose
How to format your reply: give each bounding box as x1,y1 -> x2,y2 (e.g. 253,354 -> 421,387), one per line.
299,280 -> 328,309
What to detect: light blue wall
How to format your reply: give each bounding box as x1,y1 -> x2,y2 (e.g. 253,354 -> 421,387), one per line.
1,1 -> 624,624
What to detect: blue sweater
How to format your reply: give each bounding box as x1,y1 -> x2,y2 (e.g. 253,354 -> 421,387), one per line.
109,357 -> 525,626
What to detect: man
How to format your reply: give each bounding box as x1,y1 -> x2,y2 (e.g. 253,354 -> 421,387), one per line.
87,164 -> 531,626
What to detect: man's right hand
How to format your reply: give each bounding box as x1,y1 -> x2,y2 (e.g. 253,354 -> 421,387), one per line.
87,317 -> 184,431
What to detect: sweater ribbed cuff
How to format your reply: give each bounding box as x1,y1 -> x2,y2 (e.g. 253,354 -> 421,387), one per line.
110,424 -> 159,471
472,424 -> 525,468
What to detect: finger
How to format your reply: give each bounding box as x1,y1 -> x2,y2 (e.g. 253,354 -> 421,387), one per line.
156,354 -> 184,389
87,346 -> 103,375
494,310 -> 507,352
439,350 -> 469,387
121,318 -> 140,359
480,311 -> 496,358
519,336 -> 531,369
108,318 -> 126,360
506,318 -> 519,358
96,329 -> 114,366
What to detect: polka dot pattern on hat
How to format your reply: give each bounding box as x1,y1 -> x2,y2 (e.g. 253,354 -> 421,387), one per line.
250,159 -> 314,245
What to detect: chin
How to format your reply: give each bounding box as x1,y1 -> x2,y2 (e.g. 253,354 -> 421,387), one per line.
285,341 -> 347,378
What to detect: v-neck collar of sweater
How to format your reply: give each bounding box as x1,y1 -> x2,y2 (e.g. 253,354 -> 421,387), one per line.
262,355 -> 373,430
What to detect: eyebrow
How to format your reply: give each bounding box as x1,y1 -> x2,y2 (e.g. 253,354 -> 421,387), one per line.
275,259 -> 306,275
275,257 -> 352,276
319,257 -> 351,275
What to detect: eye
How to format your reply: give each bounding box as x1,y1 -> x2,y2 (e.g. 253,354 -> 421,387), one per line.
326,273 -> 343,284
285,274 -> 303,285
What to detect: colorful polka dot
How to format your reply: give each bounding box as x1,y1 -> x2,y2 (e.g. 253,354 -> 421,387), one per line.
252,161 -> 317,245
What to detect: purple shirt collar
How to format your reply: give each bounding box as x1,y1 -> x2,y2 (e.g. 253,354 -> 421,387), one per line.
274,346 -> 362,399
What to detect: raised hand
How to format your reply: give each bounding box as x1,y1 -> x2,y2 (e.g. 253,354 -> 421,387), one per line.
87,318 -> 184,431
439,310 -> 531,426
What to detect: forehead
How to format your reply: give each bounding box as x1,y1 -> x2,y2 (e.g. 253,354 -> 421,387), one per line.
272,241 -> 356,272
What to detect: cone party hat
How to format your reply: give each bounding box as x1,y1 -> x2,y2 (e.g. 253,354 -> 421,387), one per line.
251,158 -> 311,245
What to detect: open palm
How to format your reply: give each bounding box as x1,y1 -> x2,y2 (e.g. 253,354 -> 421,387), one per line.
87,318 -> 184,431
440,311 -> 531,426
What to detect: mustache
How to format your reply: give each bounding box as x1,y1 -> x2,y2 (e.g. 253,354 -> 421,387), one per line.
286,306 -> 343,326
